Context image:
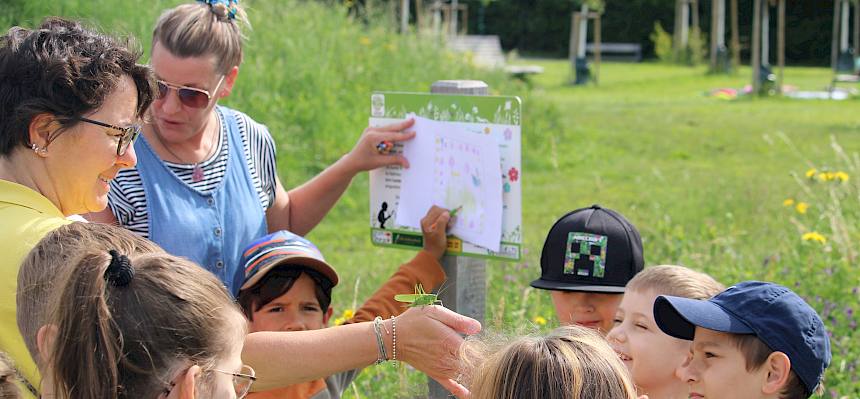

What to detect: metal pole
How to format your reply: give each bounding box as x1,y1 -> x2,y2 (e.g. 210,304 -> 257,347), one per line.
427,80 -> 488,399
681,0 -> 690,47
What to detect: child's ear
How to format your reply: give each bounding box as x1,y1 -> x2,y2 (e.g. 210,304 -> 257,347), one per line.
322,307 -> 334,326
170,365 -> 200,399
36,324 -> 58,367
761,351 -> 791,395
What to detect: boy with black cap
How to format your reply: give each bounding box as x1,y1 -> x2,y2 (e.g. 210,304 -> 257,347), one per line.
530,205 -> 644,334
237,206 -> 451,399
654,281 -> 831,399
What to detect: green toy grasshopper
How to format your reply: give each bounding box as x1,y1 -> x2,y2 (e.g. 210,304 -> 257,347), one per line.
394,284 -> 443,307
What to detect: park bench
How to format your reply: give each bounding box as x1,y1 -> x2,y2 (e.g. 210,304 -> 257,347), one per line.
586,42 -> 642,62
447,35 -> 544,78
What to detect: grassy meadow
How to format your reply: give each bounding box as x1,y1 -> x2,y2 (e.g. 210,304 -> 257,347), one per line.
5,0 -> 859,397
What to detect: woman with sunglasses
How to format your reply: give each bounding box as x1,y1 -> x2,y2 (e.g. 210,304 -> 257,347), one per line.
88,0 -> 416,296
0,17 -> 154,397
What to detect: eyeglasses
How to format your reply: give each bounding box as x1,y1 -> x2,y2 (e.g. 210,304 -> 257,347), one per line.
156,75 -> 225,109
213,365 -> 256,399
74,117 -> 141,156
160,364 -> 256,399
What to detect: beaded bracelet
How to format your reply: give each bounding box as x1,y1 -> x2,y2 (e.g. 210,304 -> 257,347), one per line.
391,315 -> 397,361
373,316 -> 388,364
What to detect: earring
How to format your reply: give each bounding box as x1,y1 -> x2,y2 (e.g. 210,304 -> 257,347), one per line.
31,143 -> 48,156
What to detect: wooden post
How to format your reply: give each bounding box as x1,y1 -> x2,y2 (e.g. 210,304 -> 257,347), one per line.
415,0 -> 424,31
578,4 -> 589,59
731,0 -> 740,68
842,0 -> 851,52
594,13 -> 601,85
777,0 -> 785,94
674,0 -> 684,60
570,12 -> 581,81
681,0 -> 690,48
752,0 -> 762,94
711,0 -> 719,69
427,80 -> 488,399
762,0 -> 770,66
451,0 -> 458,36
691,0 -> 700,35
833,0 -> 841,74
855,0 -> 860,55
401,0 -> 410,34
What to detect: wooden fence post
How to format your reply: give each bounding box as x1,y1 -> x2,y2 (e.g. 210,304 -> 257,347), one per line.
426,80 -> 489,399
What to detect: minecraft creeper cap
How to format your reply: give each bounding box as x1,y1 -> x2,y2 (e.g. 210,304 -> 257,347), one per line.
531,205 -> 644,293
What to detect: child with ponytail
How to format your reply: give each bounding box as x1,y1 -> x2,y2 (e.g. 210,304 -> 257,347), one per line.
37,224 -> 253,398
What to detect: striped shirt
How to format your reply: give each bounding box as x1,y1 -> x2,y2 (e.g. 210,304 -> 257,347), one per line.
108,108 -> 277,237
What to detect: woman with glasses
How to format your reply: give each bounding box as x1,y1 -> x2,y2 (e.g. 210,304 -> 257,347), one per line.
0,17 -> 154,397
88,0 -> 416,296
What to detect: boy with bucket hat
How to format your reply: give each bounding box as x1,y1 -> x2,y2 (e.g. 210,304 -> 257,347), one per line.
654,281 -> 831,399
531,204 -> 644,334
237,206 -> 451,399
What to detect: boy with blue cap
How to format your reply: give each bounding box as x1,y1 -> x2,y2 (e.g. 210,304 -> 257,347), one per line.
654,281 -> 831,399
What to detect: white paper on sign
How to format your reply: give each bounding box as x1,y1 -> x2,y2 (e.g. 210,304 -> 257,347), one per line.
396,115 -> 503,252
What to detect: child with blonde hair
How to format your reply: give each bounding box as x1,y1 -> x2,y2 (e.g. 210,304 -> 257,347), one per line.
461,326 -> 640,399
606,265 -> 724,399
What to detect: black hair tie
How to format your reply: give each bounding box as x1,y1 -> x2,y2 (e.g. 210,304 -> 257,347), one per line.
105,250 -> 134,287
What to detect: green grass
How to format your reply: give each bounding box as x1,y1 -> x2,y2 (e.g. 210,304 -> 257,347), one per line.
5,1 -> 859,397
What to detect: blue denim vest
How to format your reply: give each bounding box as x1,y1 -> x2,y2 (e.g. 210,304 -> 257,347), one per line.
135,106 -> 268,296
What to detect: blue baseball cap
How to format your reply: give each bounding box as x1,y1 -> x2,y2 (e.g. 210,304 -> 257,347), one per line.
653,281 -> 831,395
239,230 -> 339,291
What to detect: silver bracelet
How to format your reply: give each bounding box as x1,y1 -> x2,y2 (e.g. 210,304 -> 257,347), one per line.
391,315 -> 397,361
373,316 -> 388,364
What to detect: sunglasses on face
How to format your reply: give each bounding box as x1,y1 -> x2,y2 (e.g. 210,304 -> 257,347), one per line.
58,117 -> 141,156
156,75 -> 225,109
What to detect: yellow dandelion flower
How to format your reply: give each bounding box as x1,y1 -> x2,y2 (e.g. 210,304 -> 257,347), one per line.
834,171 -> 849,182
805,168 -> 818,179
801,232 -> 826,244
384,43 -> 397,51
532,316 -> 547,326
817,172 -> 831,182
782,198 -> 795,207
334,317 -> 346,326
342,309 -> 355,319
359,37 -> 371,46
795,202 -> 809,214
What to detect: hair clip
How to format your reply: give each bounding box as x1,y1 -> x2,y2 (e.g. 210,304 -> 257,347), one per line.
196,0 -> 239,20
104,249 -> 134,287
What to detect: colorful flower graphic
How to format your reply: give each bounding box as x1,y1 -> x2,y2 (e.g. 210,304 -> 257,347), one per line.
508,167 -> 519,182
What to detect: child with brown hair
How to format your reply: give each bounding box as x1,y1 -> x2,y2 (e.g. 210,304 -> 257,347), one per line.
460,326 -> 640,399
606,265 -> 724,399
654,281 -> 831,399
42,236 -> 252,398
237,206 -> 450,398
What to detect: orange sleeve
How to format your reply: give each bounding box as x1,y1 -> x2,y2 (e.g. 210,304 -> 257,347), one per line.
345,250 -> 446,324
